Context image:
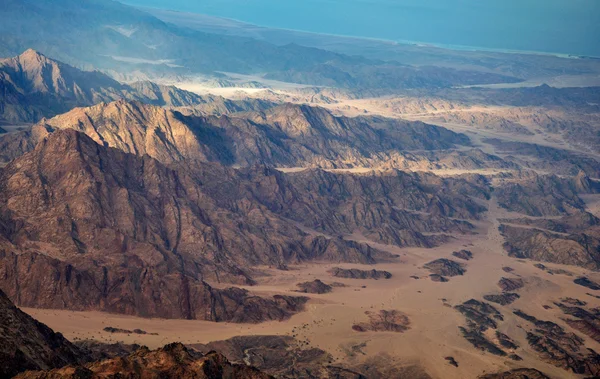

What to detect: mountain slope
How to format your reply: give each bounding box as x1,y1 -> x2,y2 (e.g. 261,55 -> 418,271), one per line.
3,100 -> 471,167
0,289 -> 85,378
0,128 -> 492,317
0,130 -> 379,318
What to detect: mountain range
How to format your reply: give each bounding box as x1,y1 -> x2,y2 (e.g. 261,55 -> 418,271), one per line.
0,0 -> 520,89
0,49 -> 270,123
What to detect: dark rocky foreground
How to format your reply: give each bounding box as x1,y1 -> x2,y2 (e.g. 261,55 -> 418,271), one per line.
0,290 -> 85,378
15,343 -> 272,379
0,289 -> 272,378
478,368 -> 549,379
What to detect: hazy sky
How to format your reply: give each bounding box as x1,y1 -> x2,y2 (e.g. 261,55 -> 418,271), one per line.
122,0 -> 600,56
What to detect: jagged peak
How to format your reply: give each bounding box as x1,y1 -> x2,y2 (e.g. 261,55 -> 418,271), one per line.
15,49 -> 54,66
20,48 -> 44,58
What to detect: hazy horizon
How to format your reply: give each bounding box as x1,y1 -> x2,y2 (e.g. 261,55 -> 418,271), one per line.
121,0 -> 600,57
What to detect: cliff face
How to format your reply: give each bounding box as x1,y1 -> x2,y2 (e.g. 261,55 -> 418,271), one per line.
0,289 -> 86,378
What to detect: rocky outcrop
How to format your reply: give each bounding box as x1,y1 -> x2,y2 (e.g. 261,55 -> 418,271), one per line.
15,343 -> 272,379
575,277 -> 600,290
73,341 -> 140,363
455,300 -> 507,356
452,250 -> 473,260
423,259 -> 466,278
296,280 -> 333,294
352,310 -> 410,333
555,301 -> 600,343
430,274 -> 449,282
478,368 -> 549,379
190,335 -> 363,379
328,268 -> 392,280
458,328 -> 507,357
483,293 -> 520,306
497,278 -> 524,292
0,289 -> 86,378
455,300 -> 504,330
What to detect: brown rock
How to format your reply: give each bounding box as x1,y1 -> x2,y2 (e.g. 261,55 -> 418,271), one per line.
483,293 -> 520,306
328,267 -> 392,280
423,258 -> 466,277
15,343 -> 272,379
352,310 -> 411,333
497,277 -> 524,292
478,368 -> 549,379
0,289 -> 86,378
296,280 -> 333,294
452,249 -> 473,260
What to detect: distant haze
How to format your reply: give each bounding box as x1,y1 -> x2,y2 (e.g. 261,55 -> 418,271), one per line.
122,0 -> 600,57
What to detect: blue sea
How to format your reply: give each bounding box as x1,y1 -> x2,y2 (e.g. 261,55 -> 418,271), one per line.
123,0 -> 600,57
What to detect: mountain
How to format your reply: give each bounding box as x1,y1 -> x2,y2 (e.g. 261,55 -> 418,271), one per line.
0,50 -> 269,123
0,127 -> 492,318
0,99 -> 472,167
0,289 -> 86,378
0,129 -> 373,318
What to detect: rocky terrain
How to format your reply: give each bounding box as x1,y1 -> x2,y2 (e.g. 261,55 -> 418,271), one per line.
16,343 -> 271,379
478,368 -> 549,379
514,310 -> 600,375
328,268 -> 392,280
482,293 -> 520,306
497,278 -> 525,292
423,258 -> 466,281
0,127 -> 498,319
0,290 -> 86,378
295,280 -> 333,294
352,310 -> 411,333
0,3 -> 599,377
452,250 -> 473,261
191,335 -> 359,378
